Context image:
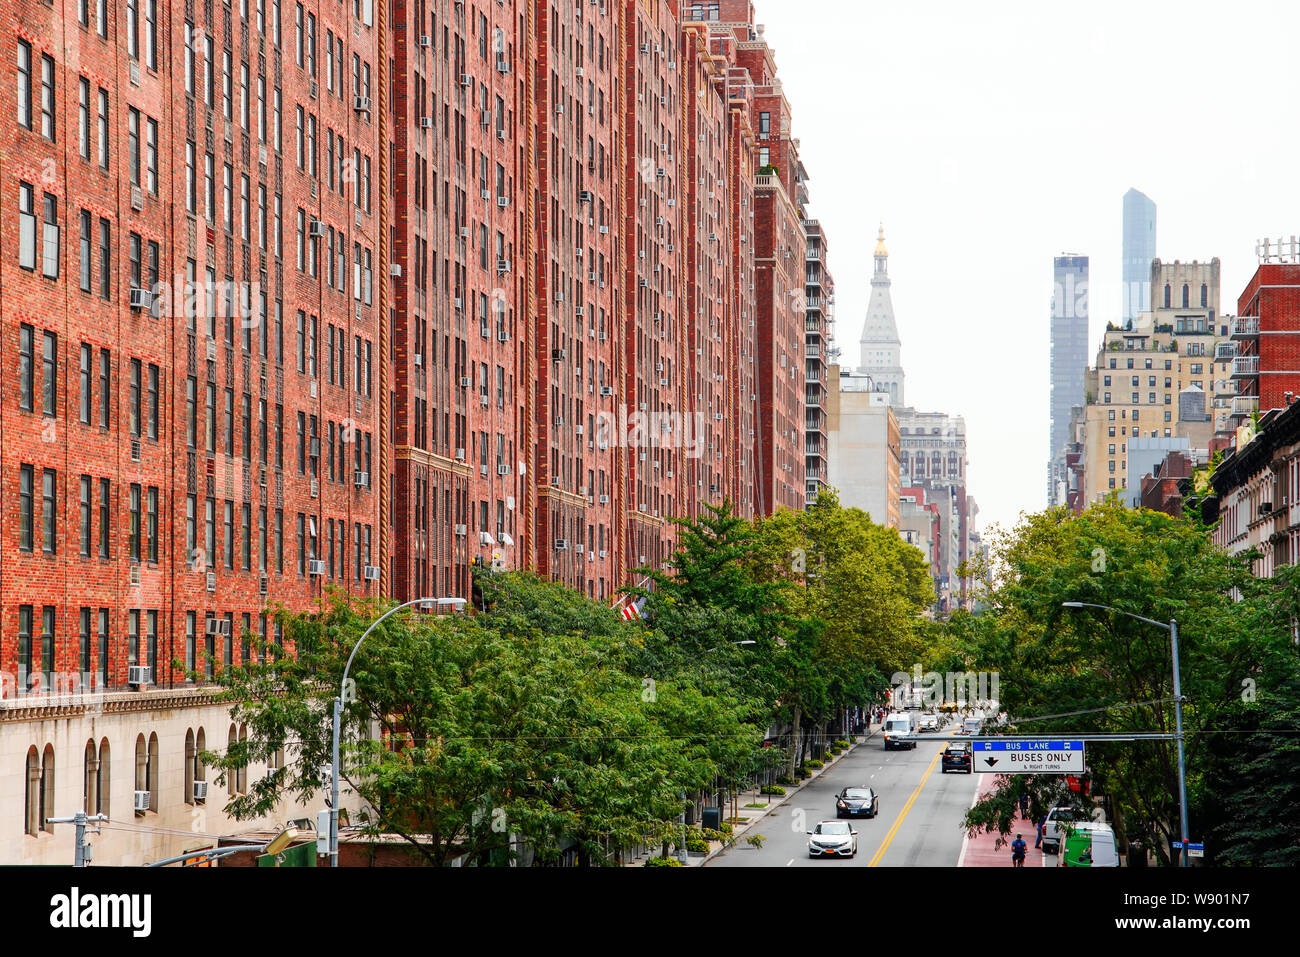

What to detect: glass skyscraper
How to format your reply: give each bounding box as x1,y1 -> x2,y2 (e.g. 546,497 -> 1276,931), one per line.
1123,188 -> 1157,326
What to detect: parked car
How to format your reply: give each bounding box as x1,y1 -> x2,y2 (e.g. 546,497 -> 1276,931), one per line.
941,741 -> 973,773
1061,822 -> 1119,867
918,713 -> 940,732
807,820 -> 858,858
1041,806 -> 1084,854
835,786 -> 879,818
882,712 -> 919,750
962,715 -> 983,737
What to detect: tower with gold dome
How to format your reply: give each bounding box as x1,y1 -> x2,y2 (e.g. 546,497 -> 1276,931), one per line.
858,223 -> 905,406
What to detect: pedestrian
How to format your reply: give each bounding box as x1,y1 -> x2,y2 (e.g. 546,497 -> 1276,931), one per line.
1019,793 -> 1030,820
1034,814 -> 1046,849
1011,833 -> 1027,868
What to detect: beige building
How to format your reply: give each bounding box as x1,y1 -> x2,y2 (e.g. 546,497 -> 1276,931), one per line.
1082,260 -> 1234,503
826,366 -> 901,528
3,690 -> 364,866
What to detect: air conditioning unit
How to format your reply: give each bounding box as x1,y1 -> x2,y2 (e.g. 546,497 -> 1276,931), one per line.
128,665 -> 152,686
308,559 -> 327,576
496,60 -> 510,73
599,386 -> 613,397
455,448 -> 466,461
497,258 -> 510,273
364,565 -> 380,580
480,109 -> 491,127
131,438 -> 142,461
354,470 -> 369,488
480,394 -> 489,406
639,278 -> 648,288
414,353 -> 423,367
497,329 -> 509,342
555,291 -> 565,303
497,464 -> 510,475
308,219 -> 325,238
496,127 -> 506,140
129,287 -> 153,311
308,79 -> 318,99
575,424 -> 584,435
599,225 -> 609,234
310,478 -> 319,498
599,494 -> 609,504
131,185 -> 144,211
134,790 -> 151,812
459,376 -> 471,388
420,116 -> 432,129
552,348 -> 566,361
454,524 -> 467,536
555,102 -> 564,114
192,781 -> 209,801
354,95 -> 371,112
579,190 -> 594,204
497,196 -> 509,208
418,34 -> 431,47
659,378 -> 669,386
640,43 -> 649,53
479,531 -> 494,546
259,576 -> 268,596
480,188 -> 491,200
129,563 -> 141,586
461,74 -> 473,87
206,571 -> 217,592
206,617 -> 230,637
554,539 -> 568,550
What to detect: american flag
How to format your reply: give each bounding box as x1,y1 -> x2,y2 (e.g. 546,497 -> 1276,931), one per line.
620,596 -> 646,622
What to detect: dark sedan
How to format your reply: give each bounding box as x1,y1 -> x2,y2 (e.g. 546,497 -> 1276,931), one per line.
835,786 -> 879,818
941,742 -> 973,773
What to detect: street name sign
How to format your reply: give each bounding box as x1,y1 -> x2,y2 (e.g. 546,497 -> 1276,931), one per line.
972,740 -> 1085,774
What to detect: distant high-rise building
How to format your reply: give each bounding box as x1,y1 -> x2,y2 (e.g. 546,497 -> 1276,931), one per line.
1123,189 -> 1157,325
1049,255 -> 1089,502
858,225 -> 905,406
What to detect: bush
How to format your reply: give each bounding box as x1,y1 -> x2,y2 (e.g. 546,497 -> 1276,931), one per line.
747,834 -> 766,849
686,839 -> 709,854
702,828 -> 725,842
718,822 -> 733,834
646,856 -> 683,867
776,775 -> 795,786
760,784 -> 785,796
806,759 -> 824,769
834,739 -> 850,749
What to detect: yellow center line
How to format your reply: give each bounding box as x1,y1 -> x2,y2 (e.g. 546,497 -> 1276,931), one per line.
867,746 -> 943,867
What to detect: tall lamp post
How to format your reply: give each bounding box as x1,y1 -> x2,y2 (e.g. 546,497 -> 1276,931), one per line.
330,596 -> 467,868
1062,601 -> 1189,866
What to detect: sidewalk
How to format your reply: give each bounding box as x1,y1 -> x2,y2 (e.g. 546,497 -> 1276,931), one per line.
626,721 -> 882,866
957,771 -> 1048,868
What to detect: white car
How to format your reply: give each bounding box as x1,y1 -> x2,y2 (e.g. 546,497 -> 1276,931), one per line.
1041,806 -> 1082,854
918,714 -> 940,732
807,820 -> 859,858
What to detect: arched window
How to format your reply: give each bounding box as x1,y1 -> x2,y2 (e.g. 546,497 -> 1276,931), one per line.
24,746 -> 40,835
1201,284 -> 1208,307
184,729 -> 195,804
134,733 -> 148,815
227,724 -> 238,796
97,739 -> 110,818
83,740 -> 99,814
41,745 -> 55,832
237,724 -> 248,794
148,733 -> 160,812
1163,284 -> 1171,308
194,728 -> 207,804
1182,284 -> 1189,308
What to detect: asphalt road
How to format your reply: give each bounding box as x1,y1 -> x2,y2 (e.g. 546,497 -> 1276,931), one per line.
708,725 -> 979,867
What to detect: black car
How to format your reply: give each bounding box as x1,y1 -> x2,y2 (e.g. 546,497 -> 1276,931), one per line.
941,742 -> 972,773
835,786 -> 879,818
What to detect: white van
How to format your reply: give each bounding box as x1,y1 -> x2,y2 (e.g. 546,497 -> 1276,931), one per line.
882,712 -> 918,750
1061,822 -> 1119,867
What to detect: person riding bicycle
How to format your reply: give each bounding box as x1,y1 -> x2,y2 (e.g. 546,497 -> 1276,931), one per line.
1011,833 -> 1027,867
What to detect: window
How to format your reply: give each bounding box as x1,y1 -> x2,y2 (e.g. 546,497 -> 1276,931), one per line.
41,194 -> 59,279
80,475 -> 92,555
19,465 -> 34,551
40,54 -> 55,141
129,358 -> 141,435
145,118 -> 158,194
127,0 -> 139,59
78,78 -> 90,159
99,218 -> 111,299
144,0 -> 157,70
17,41 -> 32,129
42,468 -> 57,553
18,182 -> 36,270
97,88 -> 109,171
98,478 -> 110,558
147,364 -> 159,439
129,484 -> 142,560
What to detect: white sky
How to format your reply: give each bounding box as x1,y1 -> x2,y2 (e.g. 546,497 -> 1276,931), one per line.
754,0 -> 1300,538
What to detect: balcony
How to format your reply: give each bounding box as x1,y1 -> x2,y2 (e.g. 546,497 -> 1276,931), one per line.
1231,395 -> 1260,417
805,367 -> 825,384
1230,317 -> 1259,339
805,344 -> 822,358
805,317 -> 822,334
1215,342 -> 1237,361
1231,355 -> 1260,379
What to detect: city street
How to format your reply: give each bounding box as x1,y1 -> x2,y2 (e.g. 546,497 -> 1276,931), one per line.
708,727 -> 979,867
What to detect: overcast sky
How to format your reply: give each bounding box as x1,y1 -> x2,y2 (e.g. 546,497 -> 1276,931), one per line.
754,0 -> 1300,539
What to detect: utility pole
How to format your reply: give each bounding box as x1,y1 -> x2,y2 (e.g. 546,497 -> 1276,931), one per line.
46,811 -> 108,866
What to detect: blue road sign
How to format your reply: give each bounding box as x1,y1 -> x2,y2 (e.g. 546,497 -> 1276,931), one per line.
971,740 -> 1086,773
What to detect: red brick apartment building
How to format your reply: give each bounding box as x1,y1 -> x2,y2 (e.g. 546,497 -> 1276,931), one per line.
1,0 -> 830,865
1226,258 -> 1300,427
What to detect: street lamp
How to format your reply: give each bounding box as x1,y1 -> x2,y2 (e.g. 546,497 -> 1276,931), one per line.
330,596 -> 466,868
1062,601 -> 1190,866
